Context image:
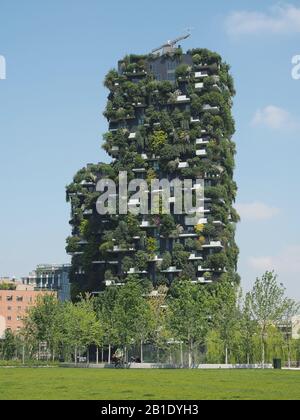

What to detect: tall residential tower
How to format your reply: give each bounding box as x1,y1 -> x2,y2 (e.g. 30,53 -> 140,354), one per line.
66,44 -> 239,296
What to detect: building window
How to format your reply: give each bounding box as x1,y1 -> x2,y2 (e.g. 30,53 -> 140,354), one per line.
17,316 -> 21,321
6,296 -> 13,301
7,306 -> 12,311
16,296 -> 23,302
7,316 -> 12,321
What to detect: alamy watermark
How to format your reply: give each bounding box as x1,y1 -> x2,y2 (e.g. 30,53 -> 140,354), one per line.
95,172 -> 205,227
0,55 -> 6,80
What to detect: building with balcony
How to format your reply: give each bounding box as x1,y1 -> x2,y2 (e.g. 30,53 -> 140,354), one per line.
66,45 -> 239,295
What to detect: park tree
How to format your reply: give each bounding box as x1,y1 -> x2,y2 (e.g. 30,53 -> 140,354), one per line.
0,329 -> 18,360
210,277 -> 240,364
113,277 -> 151,362
281,299 -> 300,367
246,271 -> 290,365
63,295 -> 102,364
24,294 -> 61,360
148,286 -> 170,363
168,279 -> 211,368
95,287 -> 120,363
240,293 -> 260,364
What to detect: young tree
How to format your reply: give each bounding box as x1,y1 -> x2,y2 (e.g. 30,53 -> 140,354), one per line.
23,294 -> 61,360
0,330 -> 18,360
240,293 -> 259,364
96,287 -> 120,364
63,296 -> 102,364
281,299 -> 300,367
247,271 -> 290,365
113,278 -> 151,362
168,279 -> 211,368
148,286 -> 170,363
210,277 -> 240,364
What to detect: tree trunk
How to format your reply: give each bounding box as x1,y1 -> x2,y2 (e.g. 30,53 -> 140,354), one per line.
108,344 -> 111,364
225,346 -> 228,365
75,346 -> 77,365
261,332 -> 265,367
101,347 -> 104,363
288,341 -> 291,368
96,347 -> 99,365
87,348 -> 90,364
188,341 -> 192,369
140,340 -> 144,363
180,342 -> 183,368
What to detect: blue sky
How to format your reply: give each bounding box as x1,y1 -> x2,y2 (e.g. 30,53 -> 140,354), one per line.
0,0 -> 300,298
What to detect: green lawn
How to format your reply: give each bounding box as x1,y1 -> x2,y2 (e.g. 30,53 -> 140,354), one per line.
0,368 -> 299,400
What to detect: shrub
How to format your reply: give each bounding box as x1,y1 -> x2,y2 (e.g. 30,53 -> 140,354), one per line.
149,130 -> 168,154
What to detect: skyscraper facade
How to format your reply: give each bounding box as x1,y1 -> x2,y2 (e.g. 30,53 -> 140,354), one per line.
67,45 -> 239,296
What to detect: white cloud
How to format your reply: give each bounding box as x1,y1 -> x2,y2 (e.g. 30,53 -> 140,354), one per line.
252,105 -> 298,130
236,202 -> 280,221
249,245 -> 300,276
225,3 -> 300,36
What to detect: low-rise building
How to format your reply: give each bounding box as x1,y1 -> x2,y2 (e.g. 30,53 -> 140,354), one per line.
22,264 -> 71,302
0,283 -> 55,338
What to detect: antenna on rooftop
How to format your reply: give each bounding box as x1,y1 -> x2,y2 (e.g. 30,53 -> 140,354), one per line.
151,31 -> 191,55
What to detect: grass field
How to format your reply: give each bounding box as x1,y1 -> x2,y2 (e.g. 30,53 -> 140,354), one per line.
0,368 -> 299,400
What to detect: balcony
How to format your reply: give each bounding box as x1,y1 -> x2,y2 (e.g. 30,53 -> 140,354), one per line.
213,220 -> 225,227
161,266 -> 183,274
140,221 -> 155,228
198,266 -> 212,272
129,132 -> 136,139
83,209 -> 93,217
179,231 -> 197,238
105,280 -> 124,287
197,277 -> 213,284
189,254 -> 203,261
81,180 -> 95,187
195,82 -> 204,90
110,246 -> 135,253
212,84 -> 222,92
127,268 -> 148,275
203,104 -> 220,114
149,255 -> 163,263
132,168 -> 146,174
196,138 -> 209,145
195,71 -> 209,78
78,240 -> 88,245
176,95 -> 190,103
111,146 -> 119,154
202,241 -> 223,249
196,149 -> 207,157
178,162 -> 189,169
